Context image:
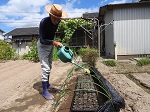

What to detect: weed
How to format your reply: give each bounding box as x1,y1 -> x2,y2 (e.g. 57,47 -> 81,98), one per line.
136,58 -> 150,66
103,60 -> 116,67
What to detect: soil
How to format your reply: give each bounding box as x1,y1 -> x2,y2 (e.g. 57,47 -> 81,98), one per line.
0,58 -> 149,112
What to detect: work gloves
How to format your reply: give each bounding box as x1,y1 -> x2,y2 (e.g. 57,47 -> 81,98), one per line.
53,41 -> 62,48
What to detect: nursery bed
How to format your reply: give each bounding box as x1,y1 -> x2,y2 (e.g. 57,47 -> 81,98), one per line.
57,67 -> 125,112
70,75 -> 99,112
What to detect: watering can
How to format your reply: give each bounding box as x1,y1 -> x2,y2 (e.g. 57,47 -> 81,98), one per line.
57,45 -> 90,74
57,46 -> 74,63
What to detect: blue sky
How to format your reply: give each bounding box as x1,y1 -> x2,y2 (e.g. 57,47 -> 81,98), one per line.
0,0 -> 133,33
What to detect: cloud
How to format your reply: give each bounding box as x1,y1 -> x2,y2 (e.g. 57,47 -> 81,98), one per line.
0,0 -> 51,28
0,0 -> 98,29
1,0 -> 50,15
62,0 -> 98,18
101,0 -> 108,4
67,7 -> 98,18
109,0 -> 127,4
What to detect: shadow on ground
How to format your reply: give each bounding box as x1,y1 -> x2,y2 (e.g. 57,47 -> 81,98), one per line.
33,81 -> 60,94
0,82 -> 48,112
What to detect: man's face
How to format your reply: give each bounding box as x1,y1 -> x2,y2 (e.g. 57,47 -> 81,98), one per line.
50,15 -> 61,25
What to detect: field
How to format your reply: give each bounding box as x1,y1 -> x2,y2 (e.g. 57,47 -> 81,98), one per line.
0,59 -> 149,112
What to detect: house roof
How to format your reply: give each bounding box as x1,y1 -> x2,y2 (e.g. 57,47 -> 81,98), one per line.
0,29 -> 5,33
82,12 -> 99,19
98,1 -> 150,22
5,27 -> 39,36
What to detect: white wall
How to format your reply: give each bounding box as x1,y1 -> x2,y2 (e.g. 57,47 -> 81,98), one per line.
0,32 -> 4,40
113,6 -> 150,55
104,10 -> 115,58
12,42 -> 31,56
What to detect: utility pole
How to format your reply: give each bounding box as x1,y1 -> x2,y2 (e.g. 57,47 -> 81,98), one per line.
93,17 -> 100,57
82,17 -> 101,57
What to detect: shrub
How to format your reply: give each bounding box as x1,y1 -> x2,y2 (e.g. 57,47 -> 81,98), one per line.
103,60 -> 116,67
136,58 -> 150,66
22,40 -> 39,62
53,47 -> 59,61
0,40 -> 17,61
79,47 -> 99,67
22,40 -> 60,62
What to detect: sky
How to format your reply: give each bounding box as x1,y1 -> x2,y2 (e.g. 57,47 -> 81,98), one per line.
0,0 -> 134,34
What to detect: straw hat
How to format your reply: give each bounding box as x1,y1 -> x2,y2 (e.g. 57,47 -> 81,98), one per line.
45,4 -> 68,18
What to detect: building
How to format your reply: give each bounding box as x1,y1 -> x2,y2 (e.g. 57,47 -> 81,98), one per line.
5,27 -> 39,56
82,12 -> 99,19
4,13 -> 99,56
69,12 -> 99,49
0,29 -> 4,40
98,1 -> 150,60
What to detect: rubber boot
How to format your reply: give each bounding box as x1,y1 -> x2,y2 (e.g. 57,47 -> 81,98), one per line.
47,75 -> 50,88
47,75 -> 55,89
42,81 -> 54,99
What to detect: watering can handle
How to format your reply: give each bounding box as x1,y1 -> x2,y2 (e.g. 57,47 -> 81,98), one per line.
60,44 -> 63,47
69,49 -> 73,57
57,44 -> 63,50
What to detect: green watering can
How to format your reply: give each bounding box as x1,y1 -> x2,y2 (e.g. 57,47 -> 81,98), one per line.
57,46 -> 90,74
57,46 -> 74,63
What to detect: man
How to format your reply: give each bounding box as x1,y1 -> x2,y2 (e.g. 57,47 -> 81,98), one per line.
37,4 -> 68,99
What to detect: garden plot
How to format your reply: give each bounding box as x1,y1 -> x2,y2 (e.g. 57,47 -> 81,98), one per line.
96,59 -> 150,112
131,73 -> 150,89
0,60 -> 150,112
71,75 -> 99,112
55,66 -> 125,112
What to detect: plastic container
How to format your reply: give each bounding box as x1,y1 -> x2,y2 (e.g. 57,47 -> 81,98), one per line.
57,46 -> 74,63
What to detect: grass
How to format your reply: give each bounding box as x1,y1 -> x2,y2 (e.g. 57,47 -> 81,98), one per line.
136,58 -> 150,66
102,60 -> 116,67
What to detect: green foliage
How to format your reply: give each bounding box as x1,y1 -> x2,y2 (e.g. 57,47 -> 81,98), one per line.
58,19 -> 94,44
22,40 -> 60,62
53,47 -> 59,61
79,48 -> 91,57
79,47 -> 98,66
0,40 -> 17,61
136,58 -> 150,66
103,60 -> 116,67
22,40 -> 39,62
22,53 -> 29,60
70,47 -> 78,57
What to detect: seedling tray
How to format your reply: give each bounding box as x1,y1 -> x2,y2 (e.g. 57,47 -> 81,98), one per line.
70,67 -> 125,112
70,75 -> 99,112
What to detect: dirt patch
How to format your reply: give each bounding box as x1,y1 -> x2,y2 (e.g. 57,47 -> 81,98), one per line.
131,73 -> 150,89
0,59 -> 150,112
0,60 -> 74,112
96,59 -> 150,112
55,77 -> 77,112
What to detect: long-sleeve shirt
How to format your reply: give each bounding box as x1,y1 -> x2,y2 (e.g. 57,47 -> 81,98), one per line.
39,16 -> 58,45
